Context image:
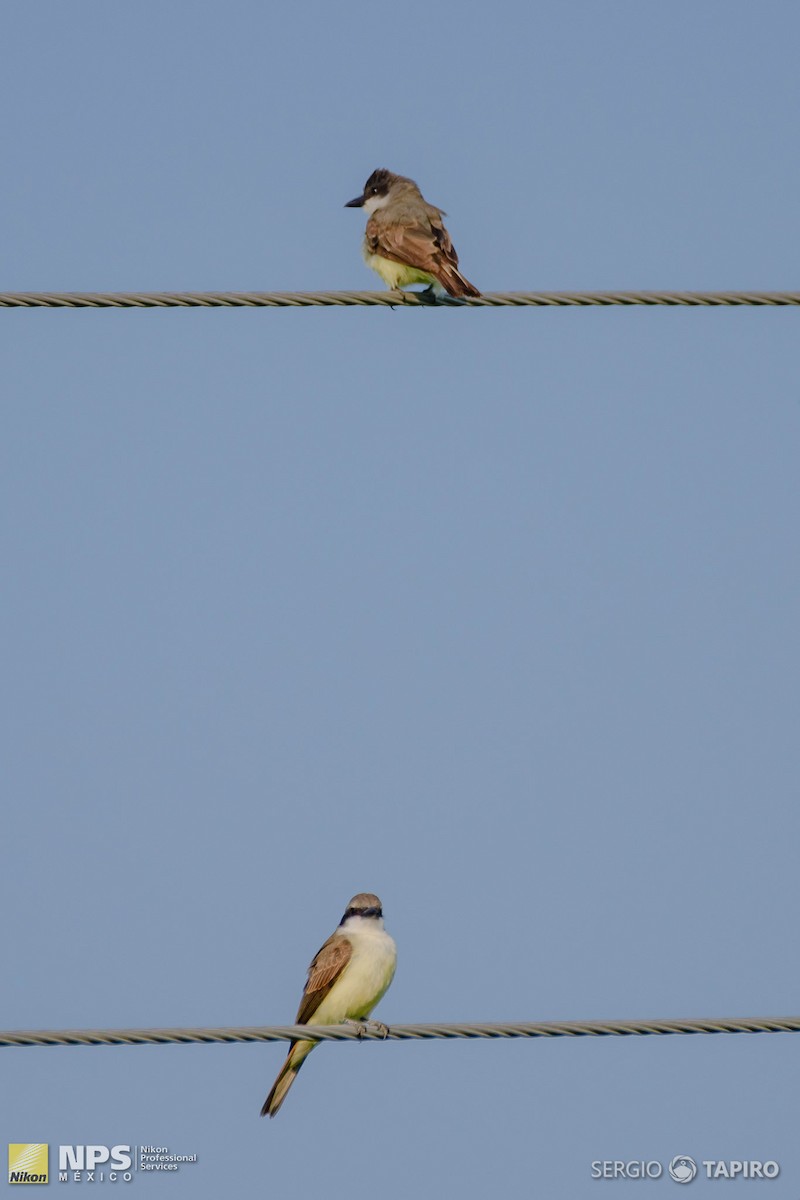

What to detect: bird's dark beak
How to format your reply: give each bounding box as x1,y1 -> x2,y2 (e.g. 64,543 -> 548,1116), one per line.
344,194 -> 365,208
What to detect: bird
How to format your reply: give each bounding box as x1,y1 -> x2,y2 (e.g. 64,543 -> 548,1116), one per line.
260,892 -> 397,1118
345,169 -> 480,298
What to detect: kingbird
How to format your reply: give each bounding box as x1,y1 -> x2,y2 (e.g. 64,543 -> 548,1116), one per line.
260,892 -> 397,1118
345,169 -> 480,298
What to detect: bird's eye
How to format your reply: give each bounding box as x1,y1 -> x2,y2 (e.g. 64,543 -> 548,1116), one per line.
371,186 -> 379,195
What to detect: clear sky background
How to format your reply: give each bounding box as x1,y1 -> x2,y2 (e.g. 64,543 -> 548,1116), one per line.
2,2 -> 799,1196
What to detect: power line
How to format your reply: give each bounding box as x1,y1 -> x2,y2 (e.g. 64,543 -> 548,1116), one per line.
1,290 -> 799,309
2,1015 -> 799,1048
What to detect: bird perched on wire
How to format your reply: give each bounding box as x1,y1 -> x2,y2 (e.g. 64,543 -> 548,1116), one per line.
345,169 -> 480,299
260,893 -> 397,1118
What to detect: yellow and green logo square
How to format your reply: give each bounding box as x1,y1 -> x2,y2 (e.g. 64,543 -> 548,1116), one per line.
8,1144 -> 48,1184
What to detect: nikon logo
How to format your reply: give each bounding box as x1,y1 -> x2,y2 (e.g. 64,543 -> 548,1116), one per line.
8,1144 -> 49,1185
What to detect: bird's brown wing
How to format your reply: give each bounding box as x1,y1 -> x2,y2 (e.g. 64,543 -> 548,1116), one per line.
295,935 -> 352,1025
366,208 -> 480,297
366,209 -> 460,276
426,208 -> 458,265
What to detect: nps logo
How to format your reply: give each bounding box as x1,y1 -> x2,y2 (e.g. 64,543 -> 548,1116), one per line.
8,1144 -> 49,1184
59,1146 -> 133,1181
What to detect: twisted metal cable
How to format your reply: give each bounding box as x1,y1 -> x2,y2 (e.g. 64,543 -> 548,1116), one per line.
2,1015 -> 799,1048
1,290 -> 799,309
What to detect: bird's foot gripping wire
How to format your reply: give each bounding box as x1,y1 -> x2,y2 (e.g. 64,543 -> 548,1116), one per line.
416,286 -> 440,305
387,286 -> 439,307
343,1018 -> 390,1040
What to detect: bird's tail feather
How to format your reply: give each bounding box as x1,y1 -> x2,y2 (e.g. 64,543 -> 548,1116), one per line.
437,266 -> 481,298
260,1059 -> 301,1118
260,1039 -> 314,1118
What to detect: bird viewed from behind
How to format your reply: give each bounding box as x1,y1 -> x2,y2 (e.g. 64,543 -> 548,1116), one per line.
345,169 -> 480,299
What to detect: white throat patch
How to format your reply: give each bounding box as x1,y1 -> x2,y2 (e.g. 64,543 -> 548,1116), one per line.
362,192 -> 393,215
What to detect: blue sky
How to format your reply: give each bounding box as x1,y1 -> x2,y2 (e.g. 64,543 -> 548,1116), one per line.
2,2 -> 799,1196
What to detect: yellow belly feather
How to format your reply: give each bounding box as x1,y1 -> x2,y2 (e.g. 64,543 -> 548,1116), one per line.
362,246 -> 437,291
